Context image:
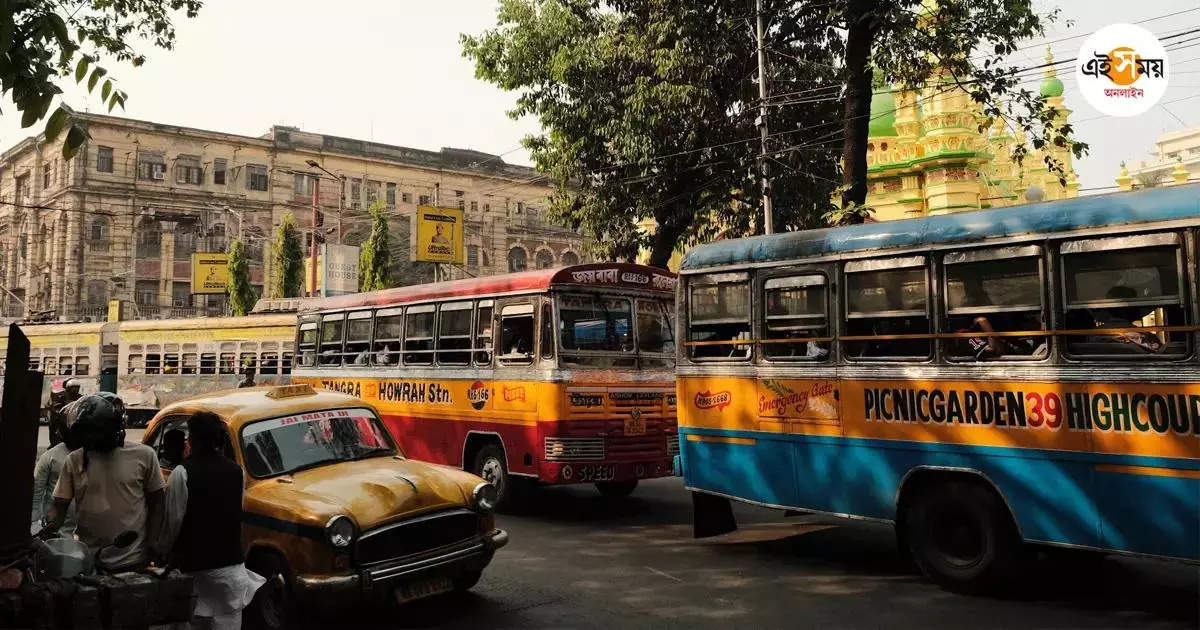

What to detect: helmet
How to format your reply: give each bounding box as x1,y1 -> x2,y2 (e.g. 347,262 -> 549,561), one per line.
65,393 -> 126,453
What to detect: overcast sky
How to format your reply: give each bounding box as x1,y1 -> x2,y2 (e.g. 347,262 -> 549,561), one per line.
1,0 -> 1197,194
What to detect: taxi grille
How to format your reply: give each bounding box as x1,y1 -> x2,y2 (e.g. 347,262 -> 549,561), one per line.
356,509 -> 478,566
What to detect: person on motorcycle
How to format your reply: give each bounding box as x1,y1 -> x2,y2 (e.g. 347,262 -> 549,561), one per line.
47,379 -> 82,448
42,393 -> 166,571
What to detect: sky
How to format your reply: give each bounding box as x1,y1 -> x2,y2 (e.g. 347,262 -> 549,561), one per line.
1,0 -> 1198,193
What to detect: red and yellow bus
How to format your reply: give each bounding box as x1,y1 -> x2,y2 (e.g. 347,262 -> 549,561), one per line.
291,263 -> 679,507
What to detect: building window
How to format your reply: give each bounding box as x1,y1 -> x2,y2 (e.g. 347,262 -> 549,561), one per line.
366,180 -> 380,205
213,158 -> 227,185
483,203 -> 490,212
172,282 -> 192,307
86,280 -> 108,309
97,147 -> 114,173
535,249 -> 554,269
562,251 -> 580,266
175,155 -> 202,185
386,183 -> 396,207
135,280 -> 159,307
137,153 -> 166,180
247,165 -> 269,191
467,245 -> 479,268
136,218 -> 162,258
516,201 -> 524,214
294,173 -> 314,198
402,192 -> 412,204
350,179 -> 361,209
418,194 -> 431,206
174,227 -> 197,260
470,201 -> 478,212
15,174 -> 29,201
43,166 -> 51,189
90,218 -> 107,241
508,247 -> 527,273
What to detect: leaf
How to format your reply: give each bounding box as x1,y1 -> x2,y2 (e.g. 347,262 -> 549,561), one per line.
62,124 -> 88,159
101,79 -> 112,103
75,56 -> 89,83
43,106 -> 70,142
88,66 -> 107,92
46,13 -> 70,48
20,103 -> 40,128
0,15 -> 16,55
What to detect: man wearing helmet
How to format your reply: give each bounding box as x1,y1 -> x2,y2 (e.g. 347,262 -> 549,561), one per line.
47,379 -> 82,448
42,393 -> 166,570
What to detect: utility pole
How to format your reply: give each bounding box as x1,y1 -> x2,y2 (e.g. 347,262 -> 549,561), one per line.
755,0 -> 775,234
309,174 -> 320,298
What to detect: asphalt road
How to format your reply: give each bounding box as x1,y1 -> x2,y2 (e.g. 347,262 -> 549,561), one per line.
321,477 -> 1199,629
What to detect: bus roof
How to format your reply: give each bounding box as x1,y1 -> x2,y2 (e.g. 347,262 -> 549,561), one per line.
680,184 -> 1200,272
305,263 -> 677,313
116,313 -> 296,331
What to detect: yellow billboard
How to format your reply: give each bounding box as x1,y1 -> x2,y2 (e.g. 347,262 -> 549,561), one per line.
191,252 -> 230,294
414,206 -> 464,264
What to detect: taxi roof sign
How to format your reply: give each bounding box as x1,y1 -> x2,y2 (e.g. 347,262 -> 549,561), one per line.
265,384 -> 317,399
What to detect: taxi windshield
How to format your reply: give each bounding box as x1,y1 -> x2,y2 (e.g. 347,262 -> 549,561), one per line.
239,407 -> 396,477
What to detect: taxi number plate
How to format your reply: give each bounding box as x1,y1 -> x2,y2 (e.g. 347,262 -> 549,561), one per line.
394,576 -> 454,605
578,465 -> 616,482
623,416 -> 647,436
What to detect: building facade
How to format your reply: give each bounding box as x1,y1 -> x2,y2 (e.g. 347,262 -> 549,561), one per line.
1115,126 -> 1200,191
0,109 -> 586,321
864,49 -> 1080,220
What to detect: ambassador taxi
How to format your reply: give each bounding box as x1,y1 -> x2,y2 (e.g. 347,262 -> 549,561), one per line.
143,384 -> 507,628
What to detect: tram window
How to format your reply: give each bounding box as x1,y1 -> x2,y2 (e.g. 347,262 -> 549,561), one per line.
181,353 -> 198,375
298,319 -> 318,367
127,355 -> 144,375
75,357 -> 91,376
843,258 -> 930,359
28,357 -> 39,372
219,353 -> 236,374
200,353 -> 217,375
437,302 -> 472,366
145,354 -> 161,375
945,249 -> 1046,360
345,312 -> 373,365
59,357 -> 73,376
373,308 -> 403,366
281,352 -> 294,375
498,303 -> 534,365
1061,240 -> 1187,358
240,353 -> 257,374
404,306 -> 436,365
688,272 -> 751,361
163,353 -> 180,374
474,301 -> 493,366
762,275 -> 828,361
260,352 -> 279,375
320,314 -> 345,366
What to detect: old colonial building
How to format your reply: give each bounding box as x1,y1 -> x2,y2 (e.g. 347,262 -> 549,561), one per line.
0,109 -> 586,320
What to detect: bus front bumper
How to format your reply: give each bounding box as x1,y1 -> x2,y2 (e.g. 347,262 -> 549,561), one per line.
538,459 -> 674,484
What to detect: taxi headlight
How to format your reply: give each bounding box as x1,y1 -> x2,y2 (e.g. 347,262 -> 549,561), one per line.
325,515 -> 357,548
472,482 -> 498,512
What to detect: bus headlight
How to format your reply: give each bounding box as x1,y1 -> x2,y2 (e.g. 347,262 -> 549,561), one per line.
473,482 -> 498,512
325,515 -> 357,548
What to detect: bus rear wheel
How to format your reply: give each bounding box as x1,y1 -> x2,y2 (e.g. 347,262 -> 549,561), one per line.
472,444 -> 513,511
903,480 -> 1018,591
595,480 -> 638,497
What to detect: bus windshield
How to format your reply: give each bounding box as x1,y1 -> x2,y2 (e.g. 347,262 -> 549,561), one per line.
557,294 -> 674,360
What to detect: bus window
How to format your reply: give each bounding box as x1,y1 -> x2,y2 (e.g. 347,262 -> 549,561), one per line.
298,318 -> 318,367
320,314 -> 345,366
28,357 -> 39,372
345,311 -> 373,365
373,308 -> 403,366
145,353 -> 161,375
200,353 -> 217,375
164,353 -> 180,374
59,356 -> 73,376
75,356 -> 91,376
1061,235 -> 1187,358
240,353 -> 257,374
762,275 -> 828,361
474,300 -> 493,366
944,247 -> 1046,360
844,257 -> 930,359
260,352 -> 279,375
219,352 -> 236,375
128,355 -> 144,375
688,272 -> 750,360
282,352 -> 294,375
405,305 -> 436,365
438,302 -> 472,366
181,353 -> 198,375
540,303 -> 554,360
498,303 -> 534,365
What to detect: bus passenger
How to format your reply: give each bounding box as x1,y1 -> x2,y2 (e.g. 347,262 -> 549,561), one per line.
1089,285 -> 1164,353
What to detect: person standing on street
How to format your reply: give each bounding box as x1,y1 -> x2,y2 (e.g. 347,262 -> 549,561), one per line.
158,411 -> 264,630
31,410 -> 81,537
42,393 -> 166,571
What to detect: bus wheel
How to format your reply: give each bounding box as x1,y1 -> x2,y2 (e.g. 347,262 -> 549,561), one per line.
595,480 -> 638,497
903,480 -> 1018,591
472,444 -> 512,510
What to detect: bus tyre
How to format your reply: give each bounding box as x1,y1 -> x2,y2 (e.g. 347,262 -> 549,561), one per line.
472,444 -> 513,511
246,551 -> 300,630
595,480 -> 638,497
904,480 -> 1018,591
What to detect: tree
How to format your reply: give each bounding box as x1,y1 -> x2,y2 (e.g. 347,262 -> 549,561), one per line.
463,0 -> 843,268
828,1 -> 1086,212
226,238 -> 256,316
269,212 -> 304,298
1,0 -> 202,158
358,201 -> 392,292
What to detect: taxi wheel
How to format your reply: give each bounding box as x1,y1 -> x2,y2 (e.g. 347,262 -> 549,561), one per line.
472,445 -> 513,510
903,480 -> 1018,592
247,551 -> 300,630
454,569 -> 483,592
595,480 -> 638,497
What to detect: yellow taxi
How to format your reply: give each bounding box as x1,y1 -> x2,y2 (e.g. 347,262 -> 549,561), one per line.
143,384 -> 507,629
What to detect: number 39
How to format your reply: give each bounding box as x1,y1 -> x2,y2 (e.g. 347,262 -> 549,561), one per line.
1026,392 -> 1063,429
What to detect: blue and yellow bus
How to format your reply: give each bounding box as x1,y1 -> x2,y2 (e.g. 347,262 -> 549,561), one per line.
675,184 -> 1200,589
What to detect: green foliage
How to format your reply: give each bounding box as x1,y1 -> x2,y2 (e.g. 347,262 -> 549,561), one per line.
226,238 -> 256,316
833,1 -> 1087,206
462,0 -> 842,267
1,0 -> 202,158
358,201 -> 392,292
823,196 -> 875,226
270,212 -> 304,298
